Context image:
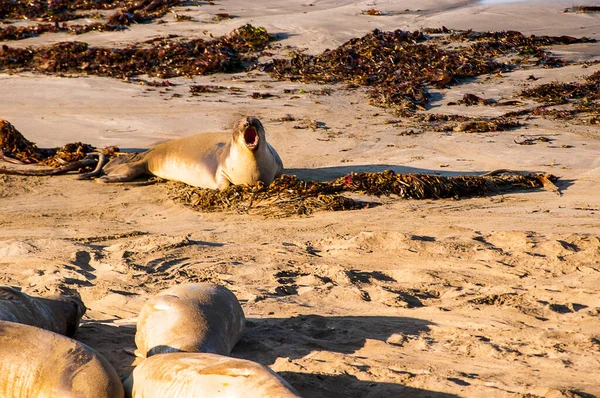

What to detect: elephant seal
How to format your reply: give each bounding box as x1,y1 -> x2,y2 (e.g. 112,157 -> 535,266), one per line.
0,286 -> 86,337
0,320 -> 124,398
98,116 -> 283,189
123,352 -> 301,398
135,283 -> 245,359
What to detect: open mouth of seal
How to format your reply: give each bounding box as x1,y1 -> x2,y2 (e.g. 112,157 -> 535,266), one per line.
244,126 -> 259,150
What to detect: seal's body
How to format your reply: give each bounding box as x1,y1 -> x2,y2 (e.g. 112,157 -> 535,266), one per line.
0,320 -> 124,398
135,283 -> 245,359
124,353 -> 301,398
0,286 -> 85,337
100,117 -> 283,189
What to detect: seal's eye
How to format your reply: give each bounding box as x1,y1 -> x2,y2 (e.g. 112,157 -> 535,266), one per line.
244,127 -> 258,148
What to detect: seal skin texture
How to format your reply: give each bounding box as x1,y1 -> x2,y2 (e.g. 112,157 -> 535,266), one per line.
134,283 -> 246,359
123,352 -> 301,398
0,320 -> 124,398
0,286 -> 86,337
99,116 -> 284,190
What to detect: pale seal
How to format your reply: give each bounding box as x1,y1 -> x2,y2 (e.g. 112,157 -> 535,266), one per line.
0,320 -> 124,398
0,286 -> 86,337
123,352 -> 301,398
98,116 -> 284,189
134,283 -> 245,359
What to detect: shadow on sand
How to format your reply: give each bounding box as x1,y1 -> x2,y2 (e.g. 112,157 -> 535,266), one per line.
231,314 -> 444,397
279,371 -> 460,398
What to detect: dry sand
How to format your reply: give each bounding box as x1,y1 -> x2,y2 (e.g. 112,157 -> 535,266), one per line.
1,0 -> 600,396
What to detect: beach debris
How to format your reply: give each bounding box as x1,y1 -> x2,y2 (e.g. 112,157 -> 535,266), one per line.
213,13 -> 232,21
265,28 -> 594,116
521,71 -> 600,105
514,136 -> 552,145
0,24 -> 271,79
361,9 -> 385,16
189,85 -> 228,94
0,119 -> 117,174
167,170 -> 557,217
517,71 -> 600,123
564,6 -> 600,13
409,114 -> 520,133
0,0 -> 184,40
453,93 -> 496,106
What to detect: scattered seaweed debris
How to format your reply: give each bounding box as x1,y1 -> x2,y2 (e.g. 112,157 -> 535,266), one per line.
167,170 -> 555,217
410,114 -> 521,133
361,9 -> 385,16
0,24 -> 271,79
189,85 -> 227,94
265,28 -> 594,116
564,6 -> 600,13
0,119 -> 115,169
454,93 -> 496,106
514,136 -> 552,145
0,119 -> 48,163
518,71 -> 600,123
521,71 -> 600,105
0,0 -> 184,40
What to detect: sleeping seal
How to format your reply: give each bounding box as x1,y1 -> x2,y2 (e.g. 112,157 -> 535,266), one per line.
123,352 -> 301,398
0,320 -> 124,398
98,116 -> 283,189
0,286 -> 85,337
134,283 -> 245,359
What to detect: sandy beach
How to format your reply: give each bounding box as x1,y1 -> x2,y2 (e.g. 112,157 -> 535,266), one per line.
1,0 -> 600,396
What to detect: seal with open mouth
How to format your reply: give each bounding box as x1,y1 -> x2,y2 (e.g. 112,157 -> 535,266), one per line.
98,116 -> 283,189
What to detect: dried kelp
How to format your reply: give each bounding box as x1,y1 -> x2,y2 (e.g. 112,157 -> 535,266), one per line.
564,6 -> 600,13
0,0 -> 124,20
0,0 -> 183,41
521,71 -> 600,105
167,170 -> 555,217
265,28 -> 594,115
0,119 -> 114,169
517,71 -> 600,123
0,24 -> 271,78
0,119 -> 48,163
411,114 -> 520,133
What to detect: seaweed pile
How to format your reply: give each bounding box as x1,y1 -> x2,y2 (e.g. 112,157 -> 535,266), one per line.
0,0 -> 183,40
265,28 -> 594,116
0,119 -> 108,167
167,170 -> 555,217
410,113 -> 521,133
519,70 -> 600,123
0,24 -> 271,78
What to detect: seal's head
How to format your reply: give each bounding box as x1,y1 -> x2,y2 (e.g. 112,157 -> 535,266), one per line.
233,117 -> 265,151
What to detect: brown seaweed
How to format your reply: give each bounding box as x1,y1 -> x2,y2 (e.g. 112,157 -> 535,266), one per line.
0,24 -> 271,79
264,28 -> 594,115
0,119 -> 117,169
167,170 -> 556,217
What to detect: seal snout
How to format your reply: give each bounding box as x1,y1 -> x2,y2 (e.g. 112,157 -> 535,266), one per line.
244,126 -> 259,150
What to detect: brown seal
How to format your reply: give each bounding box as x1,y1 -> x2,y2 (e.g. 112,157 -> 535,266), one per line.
0,320 -> 124,397
123,352 -> 301,398
98,116 -> 283,189
0,286 -> 86,337
134,283 -> 245,359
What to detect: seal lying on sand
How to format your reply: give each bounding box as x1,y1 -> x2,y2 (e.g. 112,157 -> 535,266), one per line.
123,352 -> 301,398
0,286 -> 86,337
0,320 -> 124,398
134,283 -> 245,359
98,116 -> 283,189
